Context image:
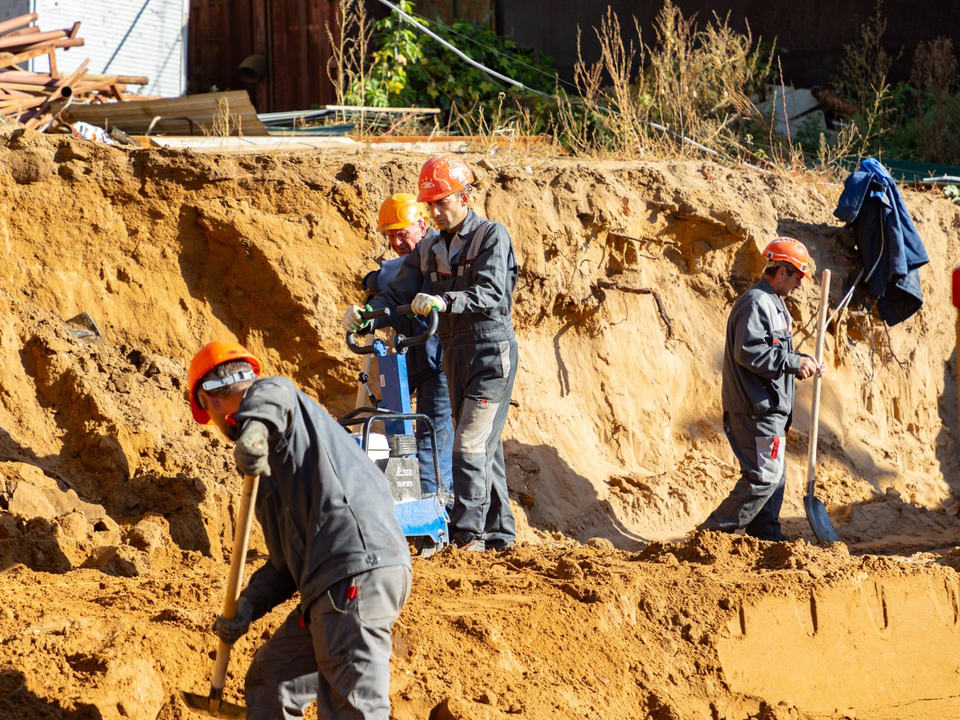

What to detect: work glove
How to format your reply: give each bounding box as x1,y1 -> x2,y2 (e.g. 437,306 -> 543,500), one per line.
342,304 -> 370,333
212,596 -> 254,645
411,293 -> 446,316
234,420 -> 271,477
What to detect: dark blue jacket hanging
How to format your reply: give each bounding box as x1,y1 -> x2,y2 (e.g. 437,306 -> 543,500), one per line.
833,157 -> 929,326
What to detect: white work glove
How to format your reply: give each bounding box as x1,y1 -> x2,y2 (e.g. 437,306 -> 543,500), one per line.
342,304 -> 369,333
411,293 -> 446,316
234,420 -> 271,477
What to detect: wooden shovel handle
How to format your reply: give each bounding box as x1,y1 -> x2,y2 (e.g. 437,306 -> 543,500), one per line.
211,473 -> 260,691
805,270 -> 831,497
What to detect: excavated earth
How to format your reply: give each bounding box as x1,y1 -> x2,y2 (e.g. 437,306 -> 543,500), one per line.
0,129 -> 958,719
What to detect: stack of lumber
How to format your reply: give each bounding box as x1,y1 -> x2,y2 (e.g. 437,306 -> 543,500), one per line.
0,12 -> 147,132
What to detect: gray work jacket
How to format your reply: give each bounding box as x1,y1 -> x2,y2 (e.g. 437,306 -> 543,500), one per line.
721,278 -> 806,419
233,377 -> 410,616
367,209 -> 518,347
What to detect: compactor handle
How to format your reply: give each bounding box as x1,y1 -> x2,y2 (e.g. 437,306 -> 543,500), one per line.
345,307 -> 390,354
395,307 -> 438,352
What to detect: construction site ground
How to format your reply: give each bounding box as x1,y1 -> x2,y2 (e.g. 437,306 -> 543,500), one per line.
0,129 -> 959,720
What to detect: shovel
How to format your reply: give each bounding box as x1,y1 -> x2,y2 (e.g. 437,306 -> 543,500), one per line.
181,474 -> 260,718
803,269 -> 839,544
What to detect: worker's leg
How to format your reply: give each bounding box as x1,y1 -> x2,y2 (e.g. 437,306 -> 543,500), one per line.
448,339 -> 518,548
413,370 -> 454,500
480,340 -> 518,550
698,412 -> 787,539
308,565 -> 412,720
745,452 -> 787,541
245,607 -> 318,720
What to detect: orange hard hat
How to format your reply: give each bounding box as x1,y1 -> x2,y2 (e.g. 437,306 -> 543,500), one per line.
187,340 -> 262,425
416,154 -> 474,203
762,237 -> 810,276
377,193 -> 428,232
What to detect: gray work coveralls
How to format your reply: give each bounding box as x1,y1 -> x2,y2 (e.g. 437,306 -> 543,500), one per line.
367,209 -> 519,550
233,377 -> 412,720
699,278 -> 807,541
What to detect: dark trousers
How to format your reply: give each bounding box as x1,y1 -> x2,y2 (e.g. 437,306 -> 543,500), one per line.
444,337 -> 518,548
699,411 -> 788,541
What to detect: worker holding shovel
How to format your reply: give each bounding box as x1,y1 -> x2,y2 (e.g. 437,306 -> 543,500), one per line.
186,341 -> 411,720
698,238 -> 826,542
343,154 -> 519,552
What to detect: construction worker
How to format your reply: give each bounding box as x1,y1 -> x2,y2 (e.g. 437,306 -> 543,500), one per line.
698,238 -> 826,541
360,193 -> 454,499
188,341 -> 411,720
343,154 -> 519,552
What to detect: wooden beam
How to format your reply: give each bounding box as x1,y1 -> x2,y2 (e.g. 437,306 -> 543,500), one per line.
0,13 -> 38,36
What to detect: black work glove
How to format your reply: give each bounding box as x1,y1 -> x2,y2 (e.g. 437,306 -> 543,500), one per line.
234,420 -> 271,477
211,596 -> 255,645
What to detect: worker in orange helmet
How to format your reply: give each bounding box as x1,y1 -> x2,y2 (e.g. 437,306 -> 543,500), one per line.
698,238 -> 826,541
359,193 -> 454,499
187,341 -> 411,720
343,154 -> 519,552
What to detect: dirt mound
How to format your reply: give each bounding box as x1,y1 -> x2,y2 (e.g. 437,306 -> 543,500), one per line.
0,130 -> 958,718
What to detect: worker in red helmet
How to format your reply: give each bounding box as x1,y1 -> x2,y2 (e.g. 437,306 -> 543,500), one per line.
187,341 -> 411,720
343,154 -> 519,552
698,238 -> 826,541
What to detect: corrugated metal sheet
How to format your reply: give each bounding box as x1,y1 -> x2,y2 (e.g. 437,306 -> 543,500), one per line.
31,0 -> 187,96
0,2 -> 32,23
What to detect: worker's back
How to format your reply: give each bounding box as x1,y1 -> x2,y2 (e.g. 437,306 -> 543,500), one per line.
234,377 -> 410,612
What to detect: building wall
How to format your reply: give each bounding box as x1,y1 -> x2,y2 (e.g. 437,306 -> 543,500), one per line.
187,0 -> 341,113
6,0 -> 189,96
0,0 -> 186,95
503,0 -> 960,88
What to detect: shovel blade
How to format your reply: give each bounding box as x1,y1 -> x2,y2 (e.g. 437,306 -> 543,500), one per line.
803,494 -> 839,544
180,690 -> 246,718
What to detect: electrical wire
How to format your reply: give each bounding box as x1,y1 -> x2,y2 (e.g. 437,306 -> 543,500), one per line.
400,7 -> 580,91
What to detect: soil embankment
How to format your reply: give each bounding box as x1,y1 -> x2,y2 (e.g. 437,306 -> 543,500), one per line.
0,130 -> 958,718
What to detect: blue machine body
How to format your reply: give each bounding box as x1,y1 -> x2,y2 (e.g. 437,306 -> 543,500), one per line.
349,337 -> 448,553
372,338 -> 413,436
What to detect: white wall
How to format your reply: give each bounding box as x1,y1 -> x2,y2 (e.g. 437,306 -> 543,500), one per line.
9,0 -> 188,97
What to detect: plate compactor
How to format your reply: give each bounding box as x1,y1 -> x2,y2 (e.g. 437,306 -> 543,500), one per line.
339,305 -> 449,556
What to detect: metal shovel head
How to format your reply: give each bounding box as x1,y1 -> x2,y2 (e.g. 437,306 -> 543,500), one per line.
803,493 -> 839,544
180,690 -> 246,718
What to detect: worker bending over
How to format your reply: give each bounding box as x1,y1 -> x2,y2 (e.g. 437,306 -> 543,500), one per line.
698,238 -> 826,541
360,193 -> 454,499
343,154 -> 519,552
188,341 -> 411,720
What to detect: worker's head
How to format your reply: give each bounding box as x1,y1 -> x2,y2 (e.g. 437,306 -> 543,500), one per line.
761,237 -> 810,296
417,154 -> 474,232
188,341 -> 261,439
377,193 -> 429,256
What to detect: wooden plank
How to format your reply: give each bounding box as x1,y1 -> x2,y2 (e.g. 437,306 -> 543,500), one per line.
0,42 -> 58,69
252,0 -> 269,111
324,104 -> 440,114
64,90 -> 268,136
150,135 -> 357,152
0,28 -> 71,51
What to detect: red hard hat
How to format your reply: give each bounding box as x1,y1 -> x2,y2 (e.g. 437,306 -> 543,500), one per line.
416,154 -> 474,203
187,341 -> 262,424
762,237 -> 810,276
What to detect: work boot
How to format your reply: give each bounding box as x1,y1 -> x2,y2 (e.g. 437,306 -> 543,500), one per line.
452,532 -> 484,551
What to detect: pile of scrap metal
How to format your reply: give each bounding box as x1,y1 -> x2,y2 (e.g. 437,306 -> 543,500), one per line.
0,12 -> 146,133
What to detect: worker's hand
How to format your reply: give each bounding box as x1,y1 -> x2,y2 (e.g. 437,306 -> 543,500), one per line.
212,597 -> 254,645
798,356 -> 826,380
234,420 -> 271,477
342,305 -> 370,333
411,293 -> 446,316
